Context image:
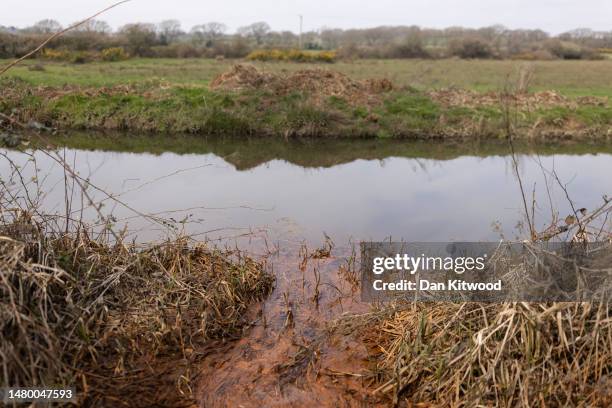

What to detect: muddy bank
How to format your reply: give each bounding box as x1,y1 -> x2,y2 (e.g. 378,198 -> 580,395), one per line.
194,204 -> 611,406
1,65 -> 611,140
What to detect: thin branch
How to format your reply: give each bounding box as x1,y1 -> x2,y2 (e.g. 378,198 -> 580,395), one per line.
507,118 -> 535,240
551,170 -> 584,236
500,75 -> 536,241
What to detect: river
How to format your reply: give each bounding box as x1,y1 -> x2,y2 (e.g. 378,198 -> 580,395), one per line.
2,134 -> 610,247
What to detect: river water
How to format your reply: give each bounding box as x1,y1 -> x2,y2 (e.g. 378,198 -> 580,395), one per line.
2,134 -> 610,247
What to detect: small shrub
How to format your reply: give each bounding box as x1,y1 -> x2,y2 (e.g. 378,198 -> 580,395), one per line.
450,39 -> 494,59
548,41 -> 582,59
101,47 -> 129,62
246,49 -> 337,63
41,48 -> 71,61
510,50 -> 556,61
387,40 -> 430,59
546,41 -> 602,60
41,49 -> 96,63
337,44 -> 360,60
317,51 -> 337,63
211,38 -> 250,59
70,52 -> 95,64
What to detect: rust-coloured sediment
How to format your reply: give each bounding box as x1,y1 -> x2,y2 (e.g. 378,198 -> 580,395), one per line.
196,244 -> 378,407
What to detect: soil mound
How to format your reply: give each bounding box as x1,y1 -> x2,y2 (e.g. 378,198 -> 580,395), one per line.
210,64 -> 394,105
209,64 -> 277,91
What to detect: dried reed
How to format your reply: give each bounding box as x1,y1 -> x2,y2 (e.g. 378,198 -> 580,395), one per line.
364,301 -> 611,407
0,211 -> 273,406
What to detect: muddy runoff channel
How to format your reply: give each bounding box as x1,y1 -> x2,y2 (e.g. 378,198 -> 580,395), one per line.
3,134 -> 612,406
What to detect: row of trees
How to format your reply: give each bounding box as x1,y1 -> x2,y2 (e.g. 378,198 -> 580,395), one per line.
1,19 -> 611,60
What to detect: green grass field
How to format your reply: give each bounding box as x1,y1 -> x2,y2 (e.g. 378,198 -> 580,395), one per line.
2,58 -> 612,97
2,58 -> 611,139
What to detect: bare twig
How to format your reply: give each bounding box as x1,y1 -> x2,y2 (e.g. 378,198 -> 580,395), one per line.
501,85 -> 536,240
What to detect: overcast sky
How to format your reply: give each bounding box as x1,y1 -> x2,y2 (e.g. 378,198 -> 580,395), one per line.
3,0 -> 611,34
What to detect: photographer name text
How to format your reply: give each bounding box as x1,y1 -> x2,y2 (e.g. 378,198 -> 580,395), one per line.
372,278 -> 502,291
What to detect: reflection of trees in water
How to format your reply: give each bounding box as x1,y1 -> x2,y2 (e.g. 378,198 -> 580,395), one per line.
44,132 -> 612,172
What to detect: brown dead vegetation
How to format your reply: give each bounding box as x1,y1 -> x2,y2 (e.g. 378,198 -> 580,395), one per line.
0,78 -> 169,102
0,212 -> 273,407
210,64 -> 393,106
429,88 -> 609,110
343,191 -> 612,407
359,301 -> 612,407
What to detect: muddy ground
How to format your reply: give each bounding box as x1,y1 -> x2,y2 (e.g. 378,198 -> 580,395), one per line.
196,241 -> 380,407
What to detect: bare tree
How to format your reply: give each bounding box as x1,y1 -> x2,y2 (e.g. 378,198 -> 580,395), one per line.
191,22 -> 227,46
73,19 -> 112,34
157,19 -> 183,44
119,23 -> 157,55
237,22 -> 271,46
30,19 -> 63,34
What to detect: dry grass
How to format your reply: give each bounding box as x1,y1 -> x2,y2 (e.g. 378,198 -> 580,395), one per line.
361,301 -> 611,407
1,40 -> 274,404
0,211 -> 273,406
349,169 -> 612,406
428,89 -> 608,111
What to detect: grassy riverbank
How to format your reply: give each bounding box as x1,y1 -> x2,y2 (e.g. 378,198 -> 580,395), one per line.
1,59 -> 612,139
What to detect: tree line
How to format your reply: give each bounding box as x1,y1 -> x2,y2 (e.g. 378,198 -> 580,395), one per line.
1,19 -> 611,60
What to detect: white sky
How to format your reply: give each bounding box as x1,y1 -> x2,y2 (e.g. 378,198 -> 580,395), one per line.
3,0 -> 611,34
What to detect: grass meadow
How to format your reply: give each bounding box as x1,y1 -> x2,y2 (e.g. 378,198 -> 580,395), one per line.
2,58 -> 612,97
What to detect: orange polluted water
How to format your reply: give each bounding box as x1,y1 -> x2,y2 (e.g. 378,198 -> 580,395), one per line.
196,241 -> 378,407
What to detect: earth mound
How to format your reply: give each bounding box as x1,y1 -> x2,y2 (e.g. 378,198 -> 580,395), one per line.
210,64 -> 393,105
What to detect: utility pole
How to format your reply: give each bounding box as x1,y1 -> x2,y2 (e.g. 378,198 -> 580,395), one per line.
298,15 -> 303,49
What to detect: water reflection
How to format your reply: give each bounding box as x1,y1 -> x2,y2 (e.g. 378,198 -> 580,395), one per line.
2,136 -> 610,245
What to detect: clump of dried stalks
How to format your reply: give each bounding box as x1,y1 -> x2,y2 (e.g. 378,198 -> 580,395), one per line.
0,211 -> 273,406
356,195 -> 611,405
357,219 -> 612,405
364,301 -> 611,406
